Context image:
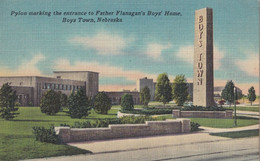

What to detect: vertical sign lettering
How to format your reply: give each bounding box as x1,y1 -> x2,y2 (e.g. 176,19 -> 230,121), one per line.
197,15 -> 204,85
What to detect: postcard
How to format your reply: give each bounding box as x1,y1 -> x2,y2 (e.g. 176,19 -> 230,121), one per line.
0,0 -> 259,161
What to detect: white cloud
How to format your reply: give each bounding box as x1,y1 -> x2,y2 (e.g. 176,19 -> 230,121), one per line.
0,53 -> 45,76
235,52 -> 258,77
70,32 -> 134,55
175,45 -> 224,69
54,59 -> 157,82
145,43 -> 171,60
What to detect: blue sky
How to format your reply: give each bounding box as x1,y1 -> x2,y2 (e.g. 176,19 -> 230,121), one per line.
0,0 -> 258,93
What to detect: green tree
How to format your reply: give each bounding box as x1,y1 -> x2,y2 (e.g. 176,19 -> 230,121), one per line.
172,75 -> 189,106
94,92 -> 112,114
68,89 -> 90,118
139,86 -> 151,106
0,83 -> 18,120
121,93 -> 134,111
40,90 -> 61,115
155,73 -> 172,105
221,80 -> 234,107
236,90 -> 243,100
60,93 -> 68,108
247,86 -> 256,106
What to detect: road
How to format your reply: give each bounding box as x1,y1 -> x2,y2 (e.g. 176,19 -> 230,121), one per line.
25,133 -> 259,161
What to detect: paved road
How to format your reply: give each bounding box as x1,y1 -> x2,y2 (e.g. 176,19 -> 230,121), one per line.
25,133 -> 259,161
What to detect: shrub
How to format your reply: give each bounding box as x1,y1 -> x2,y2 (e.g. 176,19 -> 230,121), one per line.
0,83 -> 19,120
32,125 -> 59,144
68,89 -> 91,118
72,120 -> 110,128
182,105 -> 226,111
190,122 -> 200,132
121,93 -> 134,111
121,108 -> 173,115
40,90 -> 61,115
119,116 -> 156,124
94,92 -> 112,114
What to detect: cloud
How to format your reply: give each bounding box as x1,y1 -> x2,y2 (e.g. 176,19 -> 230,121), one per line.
235,52 -> 258,77
54,59 -> 158,82
69,32 -> 134,55
145,43 -> 171,60
175,45 -> 224,69
0,53 -> 45,76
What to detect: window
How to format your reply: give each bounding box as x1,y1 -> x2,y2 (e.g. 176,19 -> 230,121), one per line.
47,84 -> 50,89
68,85 -> 71,90
66,85 -> 68,90
50,84 -> 54,89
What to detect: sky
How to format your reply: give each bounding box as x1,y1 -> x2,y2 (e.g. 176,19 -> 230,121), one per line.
0,0 -> 259,94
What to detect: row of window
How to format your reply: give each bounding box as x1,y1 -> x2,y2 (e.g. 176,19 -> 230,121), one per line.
42,83 -> 84,91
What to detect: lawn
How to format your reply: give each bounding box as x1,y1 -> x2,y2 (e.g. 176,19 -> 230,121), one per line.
0,106 -> 119,161
1,106 -> 258,160
225,106 -> 259,112
210,129 -> 259,138
190,116 -> 259,128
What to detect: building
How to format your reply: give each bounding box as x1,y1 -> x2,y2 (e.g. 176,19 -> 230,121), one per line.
136,77 -> 155,101
105,91 -> 140,105
0,71 -> 99,106
137,77 -> 193,101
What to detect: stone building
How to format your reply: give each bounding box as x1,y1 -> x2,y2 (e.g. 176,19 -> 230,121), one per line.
137,77 -> 193,101
105,91 -> 140,105
0,71 -> 99,106
136,77 -> 155,101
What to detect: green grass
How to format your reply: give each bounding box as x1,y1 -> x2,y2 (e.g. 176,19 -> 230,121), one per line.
0,107 -> 119,161
190,116 -> 259,128
210,129 -> 259,138
1,106 -> 258,160
225,106 -> 259,112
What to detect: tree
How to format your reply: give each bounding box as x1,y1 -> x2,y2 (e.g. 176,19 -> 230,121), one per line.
221,80 -> 234,107
68,89 -> 90,118
60,93 -> 68,108
139,86 -> 151,106
172,75 -> 189,106
94,92 -> 112,114
0,83 -> 18,120
236,90 -> 243,100
121,93 -> 134,111
40,90 -> 61,115
155,73 -> 172,105
248,86 -> 256,106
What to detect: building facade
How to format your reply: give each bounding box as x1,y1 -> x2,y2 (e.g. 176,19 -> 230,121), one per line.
105,91 -> 141,105
137,77 -> 193,101
0,71 -> 99,106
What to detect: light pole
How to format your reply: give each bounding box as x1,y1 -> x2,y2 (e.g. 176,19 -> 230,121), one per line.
234,87 -> 237,126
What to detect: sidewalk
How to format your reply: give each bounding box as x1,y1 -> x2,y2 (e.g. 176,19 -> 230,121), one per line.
68,133 -> 228,154
200,124 -> 259,133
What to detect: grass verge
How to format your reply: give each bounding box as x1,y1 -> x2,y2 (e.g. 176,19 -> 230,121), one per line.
210,129 -> 259,138
0,106 -> 119,161
190,116 -> 259,128
225,106 -> 259,112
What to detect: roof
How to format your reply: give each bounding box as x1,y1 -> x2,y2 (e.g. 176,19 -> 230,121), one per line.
53,71 -> 99,74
